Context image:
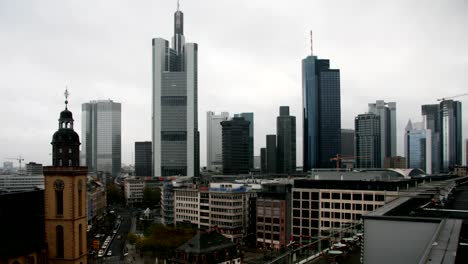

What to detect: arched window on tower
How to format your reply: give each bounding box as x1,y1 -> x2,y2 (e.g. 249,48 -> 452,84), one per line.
79,224 -> 83,255
56,225 -> 64,258
78,181 -> 83,216
54,180 -> 64,216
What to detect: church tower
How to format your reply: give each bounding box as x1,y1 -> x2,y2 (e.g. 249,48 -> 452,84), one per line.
44,90 -> 87,264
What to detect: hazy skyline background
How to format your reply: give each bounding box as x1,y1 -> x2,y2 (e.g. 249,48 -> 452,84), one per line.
1,0 -> 467,168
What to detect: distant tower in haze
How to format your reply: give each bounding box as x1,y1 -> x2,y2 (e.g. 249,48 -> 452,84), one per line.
355,113 -> 381,168
44,90 -> 87,263
276,106 -> 296,173
81,100 -> 122,178
207,111 -> 229,172
302,32 -> 341,171
152,3 -> 199,177
368,100 -> 396,167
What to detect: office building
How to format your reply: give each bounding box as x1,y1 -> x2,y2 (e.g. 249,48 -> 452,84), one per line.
266,135 -> 277,173
26,162 -> 43,175
341,129 -> 355,157
152,5 -> 199,177
439,100 -> 462,172
422,104 -> 441,173
383,156 -> 407,169
221,117 -> 250,175
135,141 -> 152,176
277,106 -> 296,174
405,120 -> 432,173
355,113 -> 380,168
302,39 -> 341,171
207,111 -> 229,172
254,155 -> 261,169
81,100 -> 122,177
368,100 -> 397,167
256,183 -> 292,249
260,148 -> 267,174
235,112 -> 254,169
0,174 -> 44,192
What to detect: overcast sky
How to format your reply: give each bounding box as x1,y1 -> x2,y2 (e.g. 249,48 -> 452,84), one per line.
1,0 -> 467,168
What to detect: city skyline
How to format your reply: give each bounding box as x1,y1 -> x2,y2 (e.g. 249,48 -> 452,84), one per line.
1,0 -> 467,168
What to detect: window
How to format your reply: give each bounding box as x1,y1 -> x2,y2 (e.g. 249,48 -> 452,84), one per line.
322,192 -> 330,199
302,192 -> 309,199
161,96 -> 187,106
68,148 -> 72,154
353,194 -> 362,200
375,195 -> 385,201
342,193 -> 351,200
161,132 -> 187,141
56,190 -> 63,216
364,194 -> 373,201
79,224 -> 83,254
312,192 -> 319,200
332,193 -> 340,199
56,225 -> 64,258
78,190 -> 82,216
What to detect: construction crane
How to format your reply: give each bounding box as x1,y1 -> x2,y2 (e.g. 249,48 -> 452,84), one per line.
330,154 -> 368,171
437,93 -> 468,102
5,156 -> 25,172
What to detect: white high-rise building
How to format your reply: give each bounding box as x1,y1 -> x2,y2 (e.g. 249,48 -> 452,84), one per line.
368,100 -> 396,167
81,100 -> 122,177
152,5 -> 199,177
206,111 -> 229,172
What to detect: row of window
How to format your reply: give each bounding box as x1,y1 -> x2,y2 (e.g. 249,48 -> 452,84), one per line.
293,191 -> 385,201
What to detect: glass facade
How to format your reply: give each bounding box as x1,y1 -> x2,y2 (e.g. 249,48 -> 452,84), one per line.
355,113 -> 380,168
407,130 -> 427,170
440,100 -> 462,172
277,106 -> 296,173
81,100 -> 121,177
302,56 -> 341,171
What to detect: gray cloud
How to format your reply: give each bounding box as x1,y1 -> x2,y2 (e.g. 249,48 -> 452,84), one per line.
1,0 -> 467,168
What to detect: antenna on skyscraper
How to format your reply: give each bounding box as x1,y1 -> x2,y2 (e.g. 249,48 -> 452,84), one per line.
310,30 -> 313,56
177,0 -> 180,11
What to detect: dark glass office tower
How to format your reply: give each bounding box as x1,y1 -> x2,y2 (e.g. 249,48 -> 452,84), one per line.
266,135 -> 277,173
277,106 -> 296,173
235,112 -> 254,170
439,100 -> 462,172
302,52 -> 341,171
135,141 -> 152,176
422,104 -> 441,173
355,113 -> 381,168
260,148 -> 267,174
221,117 -> 250,174
341,129 -> 355,156
152,6 -> 199,177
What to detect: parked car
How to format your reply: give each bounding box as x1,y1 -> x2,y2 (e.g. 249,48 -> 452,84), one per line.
107,250 -> 112,256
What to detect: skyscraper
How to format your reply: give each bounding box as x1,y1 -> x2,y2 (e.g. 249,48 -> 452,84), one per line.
81,100 -> 121,177
439,100 -> 462,172
355,113 -> 380,168
135,141 -> 152,176
422,104 -> 441,173
260,148 -> 267,174
234,112 -> 254,170
207,111 -> 229,172
152,5 -> 199,177
266,135 -> 277,173
405,120 -> 432,173
221,117 -> 250,175
340,129 -> 355,156
302,37 -> 341,171
368,100 -> 396,167
276,106 -> 296,173
465,139 -> 468,166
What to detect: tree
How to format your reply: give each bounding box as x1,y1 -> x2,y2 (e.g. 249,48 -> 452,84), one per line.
107,184 -> 124,205
142,187 -> 161,208
128,232 -> 138,245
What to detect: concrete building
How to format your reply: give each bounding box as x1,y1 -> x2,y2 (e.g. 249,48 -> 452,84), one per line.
152,6 -> 199,177
221,117 -> 250,175
277,106 -> 296,174
87,180 -> 107,225
266,135 -> 277,173
26,162 -> 43,175
81,99 -> 122,177
368,100 -> 397,167
355,113 -> 380,168
256,183 -> 292,249
124,177 -> 146,206
135,141 -> 152,176
439,100 -> 462,172
384,156 -> 407,169
302,42 -> 341,170
0,174 -> 44,192
234,113 -> 254,170
173,182 -> 257,243
207,111 -> 229,173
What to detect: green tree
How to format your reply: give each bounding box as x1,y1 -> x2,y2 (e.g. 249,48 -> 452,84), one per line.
128,232 -> 138,245
142,187 -> 161,208
106,184 -> 123,205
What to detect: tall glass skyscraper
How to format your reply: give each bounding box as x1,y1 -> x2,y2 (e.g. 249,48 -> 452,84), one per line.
302,50 -> 341,171
440,100 -> 462,172
277,106 -> 296,173
405,120 -> 432,173
135,141 -> 152,176
81,100 -> 121,177
368,100 -> 397,167
152,5 -> 199,177
206,111 -> 229,172
234,112 -> 254,170
355,113 -> 380,168
422,104 -> 441,173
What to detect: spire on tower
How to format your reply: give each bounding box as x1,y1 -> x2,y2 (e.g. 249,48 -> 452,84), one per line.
310,30 -> 313,56
64,87 -> 70,109
177,0 -> 180,11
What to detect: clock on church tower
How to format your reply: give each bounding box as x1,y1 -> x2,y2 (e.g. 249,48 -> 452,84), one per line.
43,90 -> 88,264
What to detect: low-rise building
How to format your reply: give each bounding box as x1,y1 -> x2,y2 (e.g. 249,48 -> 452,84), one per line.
0,174 -> 44,192
124,177 -> 146,206
87,180 -> 107,224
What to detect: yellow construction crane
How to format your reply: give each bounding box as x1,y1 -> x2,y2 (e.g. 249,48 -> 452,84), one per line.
437,93 -> 468,101
5,156 -> 25,171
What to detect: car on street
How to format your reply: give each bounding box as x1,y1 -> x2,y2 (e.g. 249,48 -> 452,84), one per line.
97,250 -> 104,257
107,250 -> 112,256
117,235 -> 122,240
